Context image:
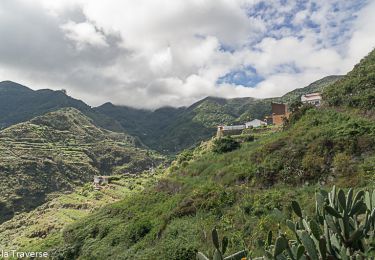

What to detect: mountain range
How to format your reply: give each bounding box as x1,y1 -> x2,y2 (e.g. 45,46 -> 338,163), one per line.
0,46 -> 374,259
0,75 -> 342,154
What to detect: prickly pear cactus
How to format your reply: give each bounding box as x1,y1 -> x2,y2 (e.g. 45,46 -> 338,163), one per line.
196,228 -> 247,260
260,186 -> 375,259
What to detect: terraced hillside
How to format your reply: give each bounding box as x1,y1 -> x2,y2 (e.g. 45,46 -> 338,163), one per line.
0,108 -> 164,223
0,171 -> 163,251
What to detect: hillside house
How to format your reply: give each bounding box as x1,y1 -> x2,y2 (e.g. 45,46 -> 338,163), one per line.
217,124 -> 245,137
93,176 -> 109,190
301,92 -> 322,106
271,103 -> 290,126
245,119 -> 267,128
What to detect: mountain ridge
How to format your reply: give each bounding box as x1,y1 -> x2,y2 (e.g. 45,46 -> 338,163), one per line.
0,75 -> 342,153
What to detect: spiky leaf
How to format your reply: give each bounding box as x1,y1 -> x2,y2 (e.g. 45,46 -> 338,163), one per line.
316,193 -> 325,208
197,252 -> 210,260
223,250 -> 247,260
213,249 -> 223,260
298,230 -> 319,259
222,236 -> 228,255
286,220 -> 296,234
295,245 -> 304,259
346,188 -> 353,211
267,230 -> 272,246
365,191 -> 371,209
274,236 -> 288,257
319,237 -> 327,259
353,190 -> 364,205
350,201 -> 367,216
212,228 -> 220,250
292,201 -> 303,218
309,220 -> 321,240
349,227 -> 365,243
325,205 -> 342,218
338,189 -> 346,211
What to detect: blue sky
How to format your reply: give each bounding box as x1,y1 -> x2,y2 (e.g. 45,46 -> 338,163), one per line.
218,0 -> 368,87
0,0 -> 374,108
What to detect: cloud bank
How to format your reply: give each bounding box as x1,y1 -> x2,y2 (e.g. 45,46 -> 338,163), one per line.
0,0 -> 374,109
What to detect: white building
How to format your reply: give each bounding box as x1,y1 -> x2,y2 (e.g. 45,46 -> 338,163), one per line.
245,119 -> 267,128
301,92 -> 322,106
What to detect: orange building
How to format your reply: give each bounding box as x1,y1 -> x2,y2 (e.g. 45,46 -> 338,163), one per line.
271,103 -> 290,126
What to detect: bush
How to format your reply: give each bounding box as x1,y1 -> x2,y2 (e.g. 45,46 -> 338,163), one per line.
212,137 -> 240,154
243,135 -> 255,142
333,152 -> 356,176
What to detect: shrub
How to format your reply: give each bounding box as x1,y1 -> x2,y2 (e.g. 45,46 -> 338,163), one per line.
212,137 -> 240,154
333,153 -> 356,176
243,135 -> 255,142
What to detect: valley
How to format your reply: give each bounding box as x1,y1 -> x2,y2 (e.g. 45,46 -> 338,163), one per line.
0,48 -> 373,259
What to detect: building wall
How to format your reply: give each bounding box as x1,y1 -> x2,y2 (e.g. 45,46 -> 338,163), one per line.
217,128 -> 243,137
271,103 -> 288,115
272,112 -> 290,126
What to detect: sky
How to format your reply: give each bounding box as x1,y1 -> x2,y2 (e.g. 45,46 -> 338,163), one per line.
0,0 -> 374,109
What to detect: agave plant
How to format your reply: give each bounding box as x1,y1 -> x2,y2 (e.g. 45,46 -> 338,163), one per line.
197,228 -> 247,260
259,186 -> 375,259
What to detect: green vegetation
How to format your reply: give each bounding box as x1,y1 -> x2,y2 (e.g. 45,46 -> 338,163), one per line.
22,104 -> 374,259
0,172 -> 162,251
278,75 -> 342,104
212,137 -> 240,154
0,108 -> 164,223
197,228 -> 247,260
259,187 -> 375,259
1,75 -> 340,154
0,47 -> 373,260
324,49 -> 375,110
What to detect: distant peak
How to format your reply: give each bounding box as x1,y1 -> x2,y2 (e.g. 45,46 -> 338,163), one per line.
0,81 -> 33,92
99,102 -> 115,108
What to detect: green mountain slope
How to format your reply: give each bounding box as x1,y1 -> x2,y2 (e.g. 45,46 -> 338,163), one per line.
0,108 -> 164,224
278,75 -> 343,103
1,75 -> 340,154
324,49 -> 375,110
20,50 -> 375,259
95,74 -> 341,154
32,108 -> 375,259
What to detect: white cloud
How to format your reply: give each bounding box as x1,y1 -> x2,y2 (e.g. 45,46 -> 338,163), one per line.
0,0 -> 374,109
61,21 -> 108,49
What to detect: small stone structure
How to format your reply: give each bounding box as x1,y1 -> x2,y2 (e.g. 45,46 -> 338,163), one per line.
93,176 -> 109,190
217,125 -> 245,137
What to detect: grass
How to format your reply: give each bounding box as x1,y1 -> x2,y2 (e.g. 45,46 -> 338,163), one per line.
0,171 -> 163,252
20,105 -> 375,259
